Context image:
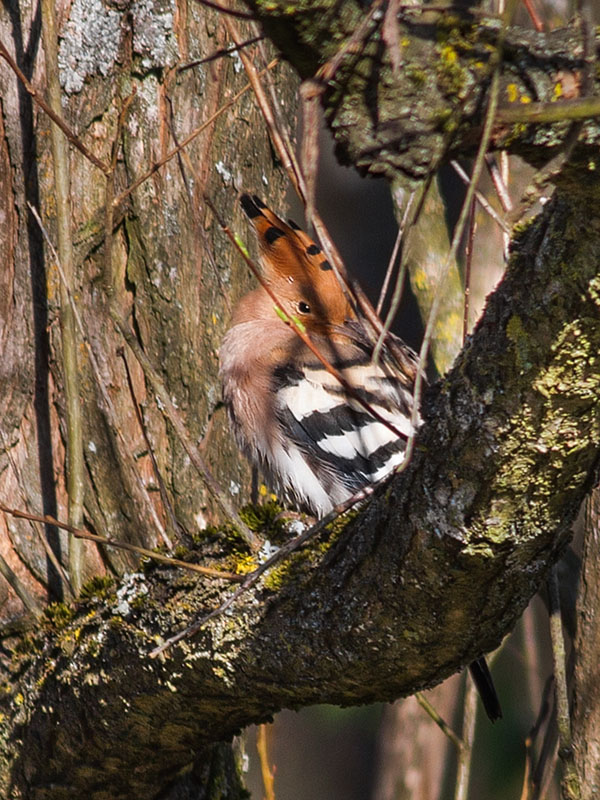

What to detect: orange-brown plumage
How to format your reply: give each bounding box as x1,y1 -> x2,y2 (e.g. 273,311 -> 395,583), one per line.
221,193 -> 421,515
237,194 -> 353,335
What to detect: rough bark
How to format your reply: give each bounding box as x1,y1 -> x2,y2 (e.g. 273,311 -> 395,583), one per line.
0,0 -> 293,794
1,1 -> 600,799
0,0 -> 295,615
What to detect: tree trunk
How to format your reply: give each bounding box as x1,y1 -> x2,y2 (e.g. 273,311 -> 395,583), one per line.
0,0 -> 296,606
573,489 -> 600,799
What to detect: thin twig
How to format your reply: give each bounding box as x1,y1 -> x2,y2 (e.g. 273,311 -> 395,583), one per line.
0,40 -> 110,174
318,0 -> 384,84
0,503 -> 243,582
382,0 -> 403,75
536,736 -> 560,800
415,692 -> 463,750
454,671 -> 478,800
256,724 -> 276,800
224,17 -> 303,199
41,0 -> 85,592
178,36 -> 263,71
499,151 -> 511,260
523,0 -> 545,31
523,676 -> 555,800
193,0 -> 254,19
485,152 -> 512,260
394,3 -> 500,13
376,216 -> 405,317
450,159 -> 510,232
548,567 -> 580,799
0,427 -> 74,598
462,196 -> 476,343
0,551 -> 44,619
484,154 -> 513,214
298,79 -> 322,226
162,94 -> 233,316
104,87 -> 136,298
496,95 -> 600,125
110,307 -> 262,552
119,349 -> 179,549
255,31 -> 298,164
372,188 -> 420,364
28,203 -> 172,548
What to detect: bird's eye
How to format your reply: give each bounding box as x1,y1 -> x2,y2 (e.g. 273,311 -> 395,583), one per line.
298,301 -> 311,314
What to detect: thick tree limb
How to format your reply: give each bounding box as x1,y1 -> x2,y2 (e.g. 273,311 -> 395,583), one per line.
2,182 -> 600,797
244,1 -> 600,183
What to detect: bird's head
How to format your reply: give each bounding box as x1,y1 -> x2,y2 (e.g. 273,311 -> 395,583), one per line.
239,194 -> 354,336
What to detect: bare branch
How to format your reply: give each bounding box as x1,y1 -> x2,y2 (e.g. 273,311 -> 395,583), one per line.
0,41 -> 110,174
40,0 -> 85,591
0,503 -> 243,582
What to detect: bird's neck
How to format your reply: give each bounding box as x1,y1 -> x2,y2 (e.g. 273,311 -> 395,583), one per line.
231,287 -> 283,326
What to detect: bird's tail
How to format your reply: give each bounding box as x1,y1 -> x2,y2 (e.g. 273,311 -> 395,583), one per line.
469,657 -> 502,722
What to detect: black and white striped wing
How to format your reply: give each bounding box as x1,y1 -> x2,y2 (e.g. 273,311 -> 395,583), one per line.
268,348 -> 419,515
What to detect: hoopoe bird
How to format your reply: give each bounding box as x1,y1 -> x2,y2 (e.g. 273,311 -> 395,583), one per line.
219,193 -> 502,722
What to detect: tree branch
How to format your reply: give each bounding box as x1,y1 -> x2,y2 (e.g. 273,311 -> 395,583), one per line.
243,1 -> 600,184
2,182 -> 600,797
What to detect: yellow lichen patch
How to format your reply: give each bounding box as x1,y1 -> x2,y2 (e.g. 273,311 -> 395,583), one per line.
262,552 -> 310,592
234,554 -> 257,575
411,265 -> 429,294
44,602 -> 76,630
506,83 -> 519,103
440,45 -> 458,64
435,42 -> 468,96
256,484 -> 278,502
79,574 -> 115,602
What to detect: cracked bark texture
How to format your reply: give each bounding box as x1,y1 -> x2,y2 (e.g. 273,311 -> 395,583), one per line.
1,0 -> 600,798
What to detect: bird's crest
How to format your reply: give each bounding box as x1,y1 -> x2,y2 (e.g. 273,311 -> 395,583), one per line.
239,194 -> 353,330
